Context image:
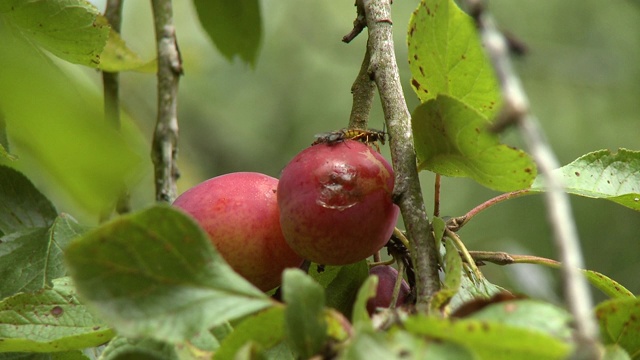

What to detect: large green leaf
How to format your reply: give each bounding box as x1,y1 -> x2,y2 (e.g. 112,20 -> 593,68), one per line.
64,205 -> 273,343
404,314 -> 571,359
193,0 -> 262,66
308,261 -> 369,319
0,0 -> 109,67
282,269 -> 327,360
595,297 -> 640,357
412,95 -> 536,191
0,215 -> 86,298
0,22 -> 144,214
0,277 -> 115,353
531,149 -> 640,211
408,0 -> 500,118
0,166 -> 56,234
98,336 -> 179,360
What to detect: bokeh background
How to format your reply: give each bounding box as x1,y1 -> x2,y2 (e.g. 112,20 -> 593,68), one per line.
4,1 -> 640,301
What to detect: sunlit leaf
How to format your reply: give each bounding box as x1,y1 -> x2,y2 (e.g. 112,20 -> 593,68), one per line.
404,314 -> 572,359
0,277 -> 115,353
0,215 -> 86,298
408,0 -> 500,118
0,165 -> 56,234
531,148 -> 640,211
64,205 -> 273,343
193,0 -> 262,66
0,0 -> 109,67
602,344 -> 632,360
99,29 -> 156,73
595,297 -> 640,357
0,24 -> 144,214
413,95 -> 536,191
282,269 -> 327,360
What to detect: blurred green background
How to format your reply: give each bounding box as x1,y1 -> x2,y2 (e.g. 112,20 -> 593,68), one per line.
3,1 -> 639,300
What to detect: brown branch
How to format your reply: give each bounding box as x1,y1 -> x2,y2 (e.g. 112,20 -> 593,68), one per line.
151,0 -> 183,203
464,0 -> 599,352
361,0 -> 440,311
348,46 -> 376,129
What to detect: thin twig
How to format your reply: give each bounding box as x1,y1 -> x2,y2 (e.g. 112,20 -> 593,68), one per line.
448,189 -> 531,231
433,174 -> 441,217
464,0 -> 599,351
151,0 -> 183,203
361,0 -> 440,311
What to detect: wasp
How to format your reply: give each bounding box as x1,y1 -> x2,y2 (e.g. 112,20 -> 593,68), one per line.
312,127 -> 387,151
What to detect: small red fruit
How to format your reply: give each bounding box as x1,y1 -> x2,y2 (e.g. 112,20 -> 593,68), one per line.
277,140 -> 399,265
173,172 -> 304,291
367,265 -> 411,314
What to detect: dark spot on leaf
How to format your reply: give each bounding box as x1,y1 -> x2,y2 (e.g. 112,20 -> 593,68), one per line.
607,180 -> 610,184
419,66 -> 424,76
481,322 -> 491,331
51,306 -> 63,317
93,326 -> 101,331
411,78 -> 420,89
475,128 -> 480,133
426,7 -> 431,15
409,25 -> 415,36
461,54 -> 466,60
574,171 -> 580,176
414,54 -> 418,61
524,168 -> 532,174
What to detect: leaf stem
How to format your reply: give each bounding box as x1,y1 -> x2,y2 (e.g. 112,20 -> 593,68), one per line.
360,0 -> 440,311
151,0 -> 183,203
464,0 -> 599,351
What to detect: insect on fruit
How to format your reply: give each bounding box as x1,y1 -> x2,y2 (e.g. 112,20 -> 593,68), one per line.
312,127 -> 387,151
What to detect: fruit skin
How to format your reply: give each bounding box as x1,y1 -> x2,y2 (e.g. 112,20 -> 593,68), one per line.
277,140 -> 399,265
366,265 -> 411,314
173,172 -> 304,291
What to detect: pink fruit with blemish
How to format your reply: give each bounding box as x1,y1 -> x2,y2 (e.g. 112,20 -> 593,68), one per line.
173,172 -> 304,291
277,140 -> 399,265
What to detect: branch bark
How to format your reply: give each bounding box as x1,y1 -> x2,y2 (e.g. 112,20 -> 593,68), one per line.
464,0 -> 599,353
151,0 -> 183,203
360,0 -> 441,310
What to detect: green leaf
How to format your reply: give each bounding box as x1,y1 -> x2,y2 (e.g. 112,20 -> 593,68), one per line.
0,351 -> 90,360
469,300 -> 573,341
408,0 -> 500,118
0,214 -> 86,298
339,330 -> 398,360
603,344 -> 632,360
0,165 -> 56,234
98,336 -> 178,360
0,114 -> 16,162
313,261 -> 369,319
448,271 -> 503,313
0,277 -> 115,353
351,276 -> 378,328
64,205 -> 272,343
282,269 -> 327,360
413,95 -> 536,191
430,237 -> 463,312
531,149 -> 640,211
193,0 -> 262,66
582,269 -> 634,299
0,25 -> 145,214
404,314 -> 572,359
216,307 -> 287,360
99,29 -> 156,73
0,0 -> 109,67
595,297 -> 640,357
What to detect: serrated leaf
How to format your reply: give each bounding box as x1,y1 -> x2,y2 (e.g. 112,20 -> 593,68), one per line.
448,270 -> 503,312
64,205 -> 272,343
99,29 -> 156,73
404,314 -> 572,359
0,214 -> 86,298
413,95 -> 536,191
0,0 -> 109,67
469,300 -> 573,341
282,269 -> 327,360
0,165 -> 56,234
408,0 -> 500,118
531,149 -> 640,211
216,307 -> 286,360
595,297 -> 640,357
0,277 -> 115,353
193,0 -> 262,66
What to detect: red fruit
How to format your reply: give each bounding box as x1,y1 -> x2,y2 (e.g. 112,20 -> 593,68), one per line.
277,140 -> 399,265
173,172 -> 304,291
367,265 -> 411,314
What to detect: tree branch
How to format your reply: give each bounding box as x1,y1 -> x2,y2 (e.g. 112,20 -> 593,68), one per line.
361,0 -> 441,310
151,0 -> 183,203
464,0 -> 599,352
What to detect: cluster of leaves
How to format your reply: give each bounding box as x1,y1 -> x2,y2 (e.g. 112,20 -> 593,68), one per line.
1,0 -> 640,359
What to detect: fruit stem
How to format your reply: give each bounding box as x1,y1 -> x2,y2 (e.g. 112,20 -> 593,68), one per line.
389,259 -> 406,310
